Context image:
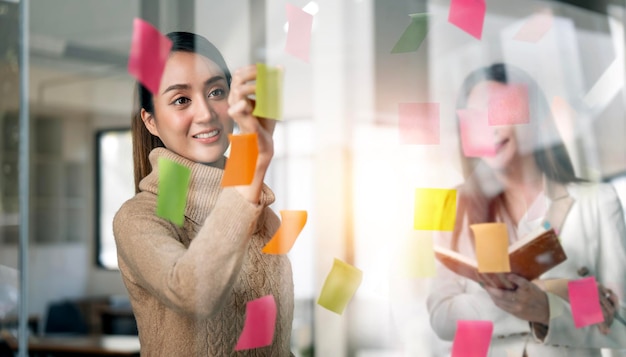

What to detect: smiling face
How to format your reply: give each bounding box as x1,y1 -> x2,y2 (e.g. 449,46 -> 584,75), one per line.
141,51 -> 233,166
465,80 -> 534,171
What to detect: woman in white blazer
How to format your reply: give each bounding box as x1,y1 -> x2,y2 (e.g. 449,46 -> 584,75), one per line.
427,63 -> 626,357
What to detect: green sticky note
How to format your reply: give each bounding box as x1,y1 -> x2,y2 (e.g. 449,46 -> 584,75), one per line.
252,63 -> 283,120
156,157 -> 191,226
391,13 -> 429,54
317,258 -> 363,315
414,188 -> 457,231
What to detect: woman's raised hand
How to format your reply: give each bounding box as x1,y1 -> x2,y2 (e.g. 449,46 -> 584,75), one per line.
227,65 -> 277,204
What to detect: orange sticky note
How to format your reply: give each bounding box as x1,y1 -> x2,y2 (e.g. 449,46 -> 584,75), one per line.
317,258 -> 363,315
471,223 -> 511,273
262,210 -> 307,254
234,295 -> 277,351
414,188 -> 457,231
221,134 -> 258,187
127,18 -> 173,95
401,231 -> 436,278
513,9 -> 553,43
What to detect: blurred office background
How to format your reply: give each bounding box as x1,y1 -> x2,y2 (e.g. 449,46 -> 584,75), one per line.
0,0 -> 624,356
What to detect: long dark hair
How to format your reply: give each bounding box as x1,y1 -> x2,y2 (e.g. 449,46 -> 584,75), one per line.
451,63 -> 583,250
131,31 -> 232,193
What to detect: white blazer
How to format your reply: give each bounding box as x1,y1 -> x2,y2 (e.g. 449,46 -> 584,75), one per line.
427,182 -> 626,357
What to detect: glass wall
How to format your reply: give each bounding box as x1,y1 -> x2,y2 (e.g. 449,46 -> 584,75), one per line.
1,0 -> 624,356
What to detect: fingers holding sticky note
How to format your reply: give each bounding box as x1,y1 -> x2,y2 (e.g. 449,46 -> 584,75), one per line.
222,133 -> 259,187
252,63 -> 284,120
262,210 -> 307,254
471,223 -> 511,273
156,158 -> 191,226
317,259 -> 363,315
234,295 -> 277,351
128,18 -> 173,95
568,276 -> 605,328
414,188 -> 457,231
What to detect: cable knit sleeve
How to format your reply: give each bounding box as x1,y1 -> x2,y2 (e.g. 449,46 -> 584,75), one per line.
113,187 -> 262,318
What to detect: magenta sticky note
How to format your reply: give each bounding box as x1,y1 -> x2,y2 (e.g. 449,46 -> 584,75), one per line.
513,9 -> 553,43
457,109 -> 496,157
235,295 -> 277,351
128,18 -> 173,95
451,320 -> 493,357
488,84 -> 530,126
398,103 -> 440,145
285,3 -> 314,62
568,276 -> 604,328
448,0 -> 486,40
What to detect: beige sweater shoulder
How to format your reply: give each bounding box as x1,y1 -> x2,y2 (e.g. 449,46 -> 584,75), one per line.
113,148 -> 294,356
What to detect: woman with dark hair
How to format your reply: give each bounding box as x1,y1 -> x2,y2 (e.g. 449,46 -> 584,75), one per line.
113,32 -> 293,356
427,63 -> 626,356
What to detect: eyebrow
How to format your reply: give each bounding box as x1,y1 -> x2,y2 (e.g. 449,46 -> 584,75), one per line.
161,76 -> 227,95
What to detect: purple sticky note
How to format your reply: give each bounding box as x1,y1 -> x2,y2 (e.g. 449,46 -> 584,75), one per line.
285,3 -> 314,62
513,9 -> 553,43
398,103 -> 440,145
128,18 -> 173,95
457,109 -> 496,157
568,276 -> 604,328
448,0 -> 486,40
235,295 -> 277,351
488,84 -> 530,126
451,320 -> 493,357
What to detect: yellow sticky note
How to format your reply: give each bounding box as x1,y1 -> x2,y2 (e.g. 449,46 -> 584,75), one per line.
262,210 -> 307,254
221,133 -> 258,187
252,63 -> 283,120
471,223 -> 511,273
401,231 -> 436,278
317,258 -> 363,315
414,188 -> 457,231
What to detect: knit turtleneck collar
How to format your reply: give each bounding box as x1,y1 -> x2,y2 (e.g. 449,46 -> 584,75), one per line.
138,147 -> 275,224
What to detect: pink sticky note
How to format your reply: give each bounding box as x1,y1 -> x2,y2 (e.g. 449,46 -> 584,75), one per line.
451,320 -> 493,357
513,9 -> 553,43
285,3 -> 314,62
452,320 -> 493,357
128,18 -> 173,95
235,295 -> 277,351
457,109 -> 496,157
398,103 -> 440,145
488,84 -> 529,126
568,276 -> 604,328
448,0 -> 486,40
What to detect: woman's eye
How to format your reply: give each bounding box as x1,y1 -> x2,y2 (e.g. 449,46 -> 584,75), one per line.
173,97 -> 190,105
208,88 -> 225,98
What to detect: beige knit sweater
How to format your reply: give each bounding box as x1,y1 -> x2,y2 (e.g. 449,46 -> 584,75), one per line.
113,148 -> 294,356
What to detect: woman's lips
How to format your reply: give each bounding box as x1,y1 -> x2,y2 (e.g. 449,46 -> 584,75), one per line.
192,129 -> 221,144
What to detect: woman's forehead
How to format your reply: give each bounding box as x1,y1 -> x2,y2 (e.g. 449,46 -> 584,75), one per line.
161,51 -> 225,85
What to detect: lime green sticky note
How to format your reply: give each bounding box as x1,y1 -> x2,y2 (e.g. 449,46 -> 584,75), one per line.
402,231 -> 436,278
391,13 -> 429,54
414,188 -> 457,231
252,63 -> 283,120
156,157 -> 191,226
317,258 -> 363,315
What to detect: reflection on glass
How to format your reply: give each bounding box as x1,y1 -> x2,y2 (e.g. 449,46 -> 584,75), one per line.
97,129 -> 134,269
